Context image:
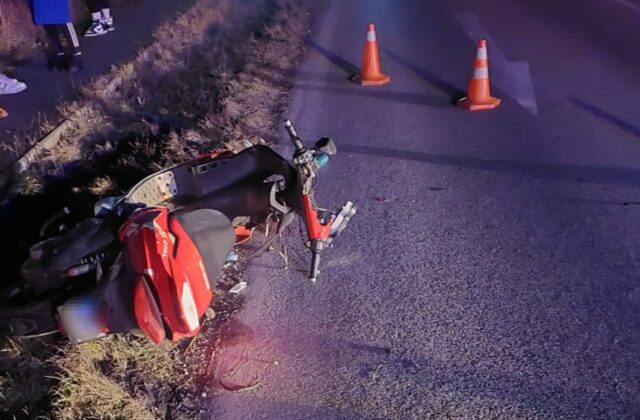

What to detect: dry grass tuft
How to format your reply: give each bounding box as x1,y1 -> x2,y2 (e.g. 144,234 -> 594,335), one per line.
14,175 -> 44,196
86,176 -> 117,196
0,339 -> 56,418
52,336 -> 181,420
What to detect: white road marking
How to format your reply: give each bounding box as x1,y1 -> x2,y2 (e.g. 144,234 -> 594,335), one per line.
455,13 -> 538,115
611,0 -> 640,14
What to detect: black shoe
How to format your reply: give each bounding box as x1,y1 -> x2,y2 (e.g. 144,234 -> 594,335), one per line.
68,54 -> 84,72
47,53 -> 66,71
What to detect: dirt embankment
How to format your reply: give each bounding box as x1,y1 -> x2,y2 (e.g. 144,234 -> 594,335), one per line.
0,0 -> 312,418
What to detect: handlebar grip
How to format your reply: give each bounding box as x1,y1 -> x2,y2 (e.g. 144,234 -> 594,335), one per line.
284,119 -> 297,138
284,120 -> 305,152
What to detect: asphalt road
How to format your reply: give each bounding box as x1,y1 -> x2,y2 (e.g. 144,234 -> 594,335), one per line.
207,0 -> 640,418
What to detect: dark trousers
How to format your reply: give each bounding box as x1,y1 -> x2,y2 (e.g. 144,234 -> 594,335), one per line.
86,0 -> 110,13
44,23 -> 81,55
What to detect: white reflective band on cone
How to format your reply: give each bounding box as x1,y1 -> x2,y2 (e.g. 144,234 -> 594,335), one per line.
367,31 -> 376,42
476,48 -> 488,60
473,67 -> 489,79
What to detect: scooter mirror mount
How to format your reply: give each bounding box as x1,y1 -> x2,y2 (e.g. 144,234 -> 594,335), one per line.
94,197 -> 121,217
315,137 -> 337,156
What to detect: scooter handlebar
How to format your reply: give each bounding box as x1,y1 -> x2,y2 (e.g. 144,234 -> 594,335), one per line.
284,120 -> 306,152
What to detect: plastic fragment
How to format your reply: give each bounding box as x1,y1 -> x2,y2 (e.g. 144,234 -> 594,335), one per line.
229,282 -> 248,294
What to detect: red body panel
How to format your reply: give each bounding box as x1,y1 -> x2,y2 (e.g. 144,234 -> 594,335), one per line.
133,276 -> 165,343
302,194 -> 332,240
119,207 -> 212,342
234,225 -> 253,244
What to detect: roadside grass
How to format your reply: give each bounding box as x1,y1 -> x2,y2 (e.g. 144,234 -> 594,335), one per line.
0,0 -> 312,418
0,339 -> 55,418
52,336 -> 178,420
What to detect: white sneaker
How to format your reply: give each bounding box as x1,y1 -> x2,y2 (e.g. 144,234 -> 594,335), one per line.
0,73 -> 19,83
84,20 -> 108,37
0,72 -> 26,85
103,17 -> 115,32
0,78 -> 27,95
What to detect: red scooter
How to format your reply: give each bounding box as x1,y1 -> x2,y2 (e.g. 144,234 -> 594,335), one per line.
0,121 -> 356,343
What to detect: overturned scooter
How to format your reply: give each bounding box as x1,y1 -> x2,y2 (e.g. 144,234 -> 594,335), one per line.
0,120 -> 356,343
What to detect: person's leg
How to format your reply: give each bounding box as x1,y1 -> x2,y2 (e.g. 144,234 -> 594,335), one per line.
86,0 -> 102,19
43,24 -> 66,70
43,24 -> 64,54
101,7 -> 111,21
87,0 -> 110,9
99,0 -> 114,32
59,23 -> 83,71
60,23 -> 81,55
99,0 -> 111,19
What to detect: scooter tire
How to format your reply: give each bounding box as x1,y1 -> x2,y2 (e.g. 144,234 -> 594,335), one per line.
0,300 -> 58,338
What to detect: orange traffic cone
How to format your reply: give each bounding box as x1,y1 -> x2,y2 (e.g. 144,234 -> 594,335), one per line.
0,107 -> 7,119
356,24 -> 390,86
457,39 -> 500,111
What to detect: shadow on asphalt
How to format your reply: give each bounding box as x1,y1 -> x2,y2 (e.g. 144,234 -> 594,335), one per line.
293,83 -> 448,107
381,48 -> 466,103
303,38 -> 458,108
305,37 -> 360,79
552,196 -> 640,207
569,97 -> 640,138
339,143 -> 640,187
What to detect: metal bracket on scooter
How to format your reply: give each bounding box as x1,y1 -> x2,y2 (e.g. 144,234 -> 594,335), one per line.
268,182 -> 292,215
293,150 -> 314,166
293,150 -> 317,178
326,201 -> 357,245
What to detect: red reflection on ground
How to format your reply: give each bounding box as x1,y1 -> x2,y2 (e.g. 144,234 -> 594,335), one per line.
214,320 -> 278,392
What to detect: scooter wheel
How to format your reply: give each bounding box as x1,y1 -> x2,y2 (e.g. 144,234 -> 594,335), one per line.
0,300 -> 58,338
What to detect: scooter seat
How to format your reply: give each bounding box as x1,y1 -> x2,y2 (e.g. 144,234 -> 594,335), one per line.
171,208 -> 235,285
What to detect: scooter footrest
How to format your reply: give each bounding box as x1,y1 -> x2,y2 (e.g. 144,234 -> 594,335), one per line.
126,171 -> 178,206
